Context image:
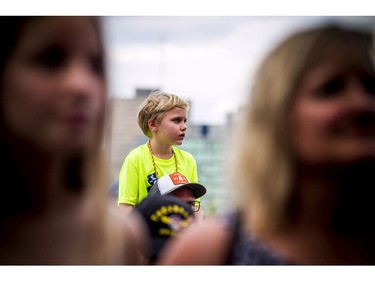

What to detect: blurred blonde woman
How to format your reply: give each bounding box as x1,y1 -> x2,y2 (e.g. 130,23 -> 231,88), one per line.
159,22 -> 375,265
0,16 -> 146,264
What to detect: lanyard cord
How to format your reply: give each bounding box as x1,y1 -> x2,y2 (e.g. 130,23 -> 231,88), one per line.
147,140 -> 178,179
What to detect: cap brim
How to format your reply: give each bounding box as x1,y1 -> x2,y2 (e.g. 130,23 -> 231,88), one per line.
180,183 -> 207,199
148,182 -> 162,198
148,180 -> 206,199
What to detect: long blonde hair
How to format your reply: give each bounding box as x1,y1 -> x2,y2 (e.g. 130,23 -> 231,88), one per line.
0,16 -> 137,264
231,23 -> 374,235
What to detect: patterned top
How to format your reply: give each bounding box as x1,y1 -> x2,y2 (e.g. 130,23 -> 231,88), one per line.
222,211 -> 288,265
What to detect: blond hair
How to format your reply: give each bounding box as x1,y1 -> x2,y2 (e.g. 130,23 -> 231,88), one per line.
0,17 -> 141,264
137,90 -> 189,138
231,24 -> 374,236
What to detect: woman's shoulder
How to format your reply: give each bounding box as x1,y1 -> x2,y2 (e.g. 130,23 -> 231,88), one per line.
158,211 -> 288,265
158,215 -> 232,265
104,204 -> 150,264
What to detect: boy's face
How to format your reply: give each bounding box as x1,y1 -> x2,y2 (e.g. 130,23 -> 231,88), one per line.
152,107 -> 187,146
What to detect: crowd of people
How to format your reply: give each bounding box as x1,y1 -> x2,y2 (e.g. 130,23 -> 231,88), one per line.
1,15 -> 375,266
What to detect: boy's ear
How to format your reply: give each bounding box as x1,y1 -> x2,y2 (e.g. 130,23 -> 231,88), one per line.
148,119 -> 157,132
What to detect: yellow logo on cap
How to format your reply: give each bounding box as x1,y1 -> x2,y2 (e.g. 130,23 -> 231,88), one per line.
149,204 -> 192,237
150,204 -> 191,221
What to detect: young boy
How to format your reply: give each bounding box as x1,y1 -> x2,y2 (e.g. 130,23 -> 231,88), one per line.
118,91 -> 200,215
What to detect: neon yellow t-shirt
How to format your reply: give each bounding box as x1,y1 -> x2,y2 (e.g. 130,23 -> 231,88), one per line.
118,143 -> 199,206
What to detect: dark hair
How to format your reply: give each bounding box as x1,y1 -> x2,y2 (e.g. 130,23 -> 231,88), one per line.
0,17 -> 33,136
0,17 -> 34,76
0,17 -> 37,218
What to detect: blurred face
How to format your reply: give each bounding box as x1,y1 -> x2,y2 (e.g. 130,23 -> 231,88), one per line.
170,188 -> 195,203
290,59 -> 375,168
1,17 -> 105,155
154,107 -> 187,146
170,188 -> 201,216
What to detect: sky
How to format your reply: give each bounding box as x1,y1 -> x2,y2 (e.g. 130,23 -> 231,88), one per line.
103,16 -> 375,125
2,3 -> 374,125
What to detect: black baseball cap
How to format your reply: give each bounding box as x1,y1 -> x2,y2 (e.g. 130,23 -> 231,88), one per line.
134,195 -> 194,263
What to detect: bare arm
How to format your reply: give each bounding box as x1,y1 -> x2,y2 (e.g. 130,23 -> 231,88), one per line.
157,217 -> 230,265
122,210 -> 151,265
118,203 -> 134,217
